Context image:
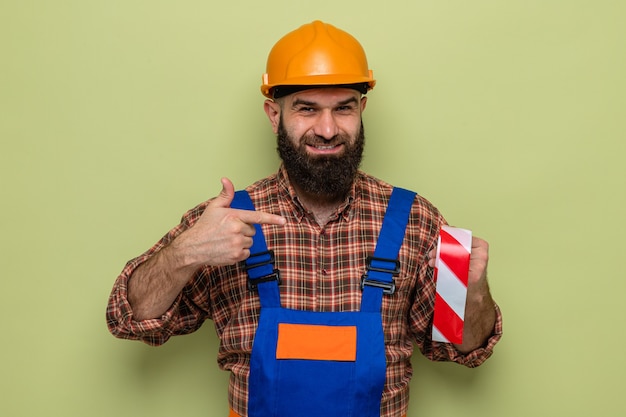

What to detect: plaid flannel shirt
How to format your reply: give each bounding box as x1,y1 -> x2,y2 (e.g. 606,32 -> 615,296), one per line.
107,166 -> 502,417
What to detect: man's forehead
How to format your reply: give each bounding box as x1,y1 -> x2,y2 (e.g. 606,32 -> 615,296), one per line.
287,87 -> 362,104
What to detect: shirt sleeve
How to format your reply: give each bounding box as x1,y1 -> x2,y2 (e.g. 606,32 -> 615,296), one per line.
417,303 -> 503,368
105,202 -> 212,346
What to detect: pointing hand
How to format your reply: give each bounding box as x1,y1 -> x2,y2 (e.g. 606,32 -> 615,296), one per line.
173,178 -> 286,267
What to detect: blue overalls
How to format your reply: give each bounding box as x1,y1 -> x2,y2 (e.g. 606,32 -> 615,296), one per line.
231,187 -> 415,417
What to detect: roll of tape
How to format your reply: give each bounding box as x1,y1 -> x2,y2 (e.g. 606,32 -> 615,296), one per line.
432,225 -> 472,344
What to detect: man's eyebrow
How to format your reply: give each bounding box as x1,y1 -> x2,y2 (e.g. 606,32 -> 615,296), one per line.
292,98 -> 317,108
337,97 -> 359,107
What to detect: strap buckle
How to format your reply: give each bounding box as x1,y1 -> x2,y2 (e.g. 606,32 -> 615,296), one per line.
365,255 -> 400,275
360,275 -> 396,295
247,270 -> 281,291
360,256 -> 400,295
245,250 -> 280,291
244,250 -> 275,270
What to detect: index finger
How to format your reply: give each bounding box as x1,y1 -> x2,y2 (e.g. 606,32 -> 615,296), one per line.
235,209 -> 286,226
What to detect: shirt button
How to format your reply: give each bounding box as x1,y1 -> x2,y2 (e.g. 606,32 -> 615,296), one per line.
322,269 -> 328,275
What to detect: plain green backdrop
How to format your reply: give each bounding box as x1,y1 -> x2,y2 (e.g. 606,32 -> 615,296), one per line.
2,0 -> 625,416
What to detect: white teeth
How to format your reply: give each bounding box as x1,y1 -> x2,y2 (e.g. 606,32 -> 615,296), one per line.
315,145 -> 335,150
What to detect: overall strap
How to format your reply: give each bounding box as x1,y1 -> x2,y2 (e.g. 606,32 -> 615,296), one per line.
360,187 -> 416,312
231,190 -> 281,308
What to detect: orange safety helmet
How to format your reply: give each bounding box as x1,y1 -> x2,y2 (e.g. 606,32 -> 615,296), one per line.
261,20 -> 376,98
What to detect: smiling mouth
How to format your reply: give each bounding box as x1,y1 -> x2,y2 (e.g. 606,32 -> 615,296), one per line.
306,143 -> 344,155
307,141 -> 343,148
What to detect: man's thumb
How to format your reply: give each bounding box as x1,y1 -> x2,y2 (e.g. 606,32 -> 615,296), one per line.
212,177 -> 235,208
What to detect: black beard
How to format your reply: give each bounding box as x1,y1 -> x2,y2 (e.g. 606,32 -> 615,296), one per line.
276,118 -> 365,200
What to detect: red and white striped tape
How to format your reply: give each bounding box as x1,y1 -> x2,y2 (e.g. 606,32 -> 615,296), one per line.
432,225 -> 472,344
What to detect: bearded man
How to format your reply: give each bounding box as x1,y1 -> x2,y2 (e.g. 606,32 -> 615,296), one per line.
106,20 -> 502,417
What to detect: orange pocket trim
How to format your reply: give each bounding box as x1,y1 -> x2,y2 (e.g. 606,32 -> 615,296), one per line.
276,323 -> 357,361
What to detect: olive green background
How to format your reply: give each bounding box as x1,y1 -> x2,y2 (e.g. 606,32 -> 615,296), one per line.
2,1 -> 625,416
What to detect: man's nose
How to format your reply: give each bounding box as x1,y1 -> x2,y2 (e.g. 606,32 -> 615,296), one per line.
313,110 -> 339,140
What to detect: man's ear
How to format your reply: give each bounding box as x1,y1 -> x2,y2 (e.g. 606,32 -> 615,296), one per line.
264,99 -> 281,134
360,96 -> 368,113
